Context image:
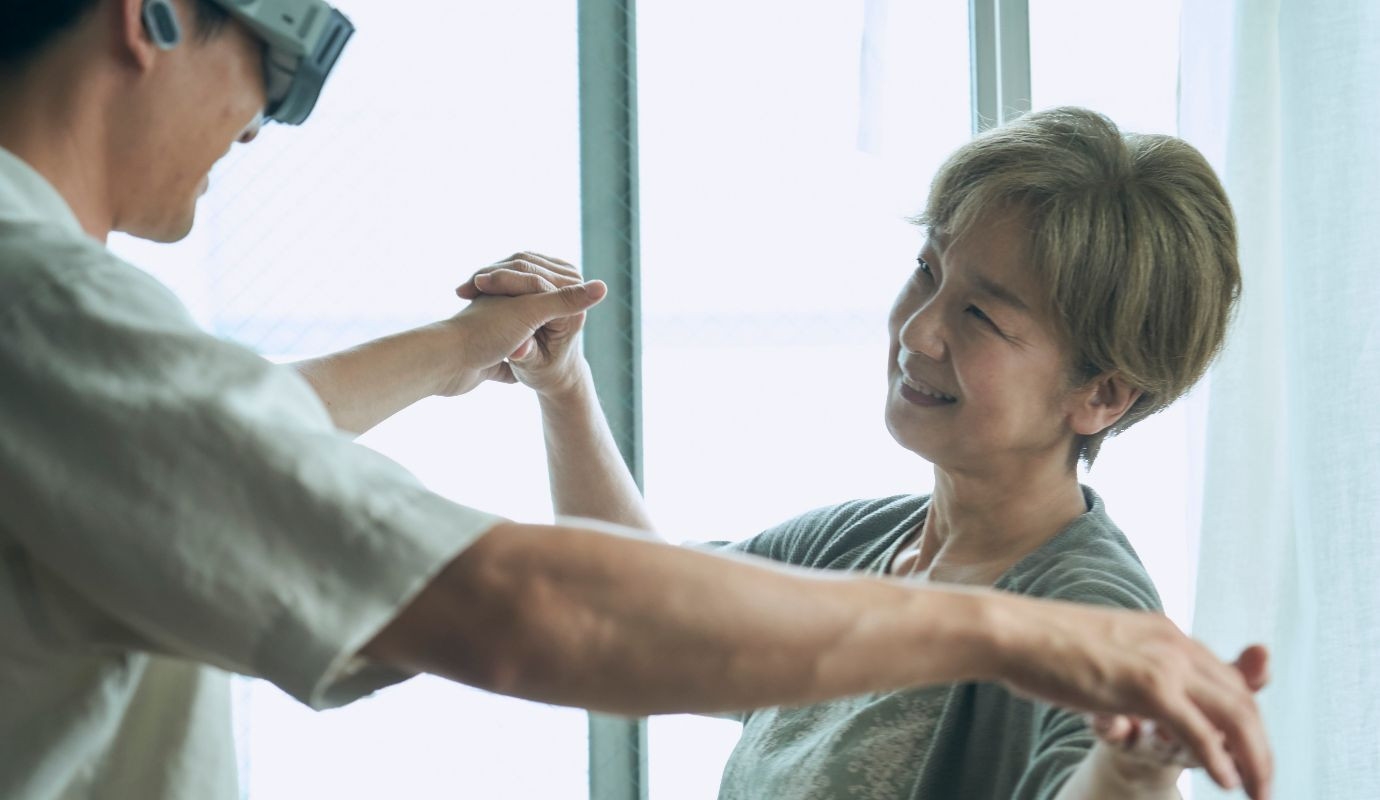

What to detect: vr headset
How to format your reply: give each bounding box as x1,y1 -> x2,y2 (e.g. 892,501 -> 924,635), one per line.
142,0 -> 355,125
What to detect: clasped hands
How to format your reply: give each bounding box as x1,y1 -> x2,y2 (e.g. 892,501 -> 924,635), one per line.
435,252 -> 603,398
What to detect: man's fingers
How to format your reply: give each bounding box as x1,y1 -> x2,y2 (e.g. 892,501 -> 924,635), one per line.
474,269 -> 560,297
1156,696 -> 1240,791
1195,679 -> 1272,799
1234,644 -> 1271,692
1180,642 -> 1271,797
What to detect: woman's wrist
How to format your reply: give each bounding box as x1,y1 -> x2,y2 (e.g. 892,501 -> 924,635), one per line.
1053,742 -> 1182,800
1090,741 -> 1183,795
533,360 -> 597,407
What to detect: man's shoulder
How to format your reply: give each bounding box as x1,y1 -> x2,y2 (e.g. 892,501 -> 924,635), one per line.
0,220 -> 184,328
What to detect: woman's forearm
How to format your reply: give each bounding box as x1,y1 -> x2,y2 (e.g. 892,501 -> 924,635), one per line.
537,370 -> 656,532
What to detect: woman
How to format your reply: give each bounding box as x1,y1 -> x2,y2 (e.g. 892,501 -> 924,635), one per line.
463,107 -> 1262,799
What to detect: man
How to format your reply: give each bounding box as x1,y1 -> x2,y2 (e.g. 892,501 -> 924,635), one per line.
0,1 -> 1272,799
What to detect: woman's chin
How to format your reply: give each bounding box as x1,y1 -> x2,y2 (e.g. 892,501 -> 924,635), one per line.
884,411 -> 943,463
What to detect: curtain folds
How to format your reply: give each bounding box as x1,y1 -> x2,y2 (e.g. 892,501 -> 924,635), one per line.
1180,1 -> 1380,797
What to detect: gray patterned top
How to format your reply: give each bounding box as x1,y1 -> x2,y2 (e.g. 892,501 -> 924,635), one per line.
715,487 -> 1161,800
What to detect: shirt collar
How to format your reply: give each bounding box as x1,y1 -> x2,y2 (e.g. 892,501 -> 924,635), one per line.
0,145 -> 86,237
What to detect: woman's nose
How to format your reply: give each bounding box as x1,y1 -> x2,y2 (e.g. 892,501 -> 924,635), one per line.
898,304 -> 946,361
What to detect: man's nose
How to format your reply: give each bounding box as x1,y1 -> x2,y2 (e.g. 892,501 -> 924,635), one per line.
238,113 -> 264,144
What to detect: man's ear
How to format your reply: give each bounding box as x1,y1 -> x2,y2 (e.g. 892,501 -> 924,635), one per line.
1068,372 -> 1143,437
121,0 -> 178,69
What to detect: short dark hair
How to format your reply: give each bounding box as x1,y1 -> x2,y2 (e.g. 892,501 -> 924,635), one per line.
1,0 -> 232,65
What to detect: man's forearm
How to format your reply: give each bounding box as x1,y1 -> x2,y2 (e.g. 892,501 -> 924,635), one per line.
538,372 -> 655,531
365,520 -> 1002,715
292,323 -> 455,436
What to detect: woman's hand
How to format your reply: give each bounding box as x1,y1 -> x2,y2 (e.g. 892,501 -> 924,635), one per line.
455,252 -> 595,399
994,598 -> 1273,799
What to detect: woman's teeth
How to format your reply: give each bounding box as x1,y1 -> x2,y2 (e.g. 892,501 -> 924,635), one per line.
905,377 -> 956,402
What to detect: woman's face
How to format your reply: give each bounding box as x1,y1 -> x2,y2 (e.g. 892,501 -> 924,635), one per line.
885,212 -> 1085,472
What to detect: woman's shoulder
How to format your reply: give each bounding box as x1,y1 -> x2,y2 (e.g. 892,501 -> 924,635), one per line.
998,486 -> 1163,612
728,494 -> 929,570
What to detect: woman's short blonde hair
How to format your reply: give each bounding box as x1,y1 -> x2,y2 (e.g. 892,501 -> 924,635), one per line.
918,107 -> 1240,465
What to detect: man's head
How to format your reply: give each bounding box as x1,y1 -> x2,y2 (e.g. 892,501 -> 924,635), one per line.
0,0 -> 267,242
0,0 -> 231,65
917,107 -> 1241,465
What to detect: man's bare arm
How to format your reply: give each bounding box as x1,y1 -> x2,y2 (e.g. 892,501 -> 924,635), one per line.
291,322 -> 468,436
362,521 -> 1271,798
290,272 -> 606,436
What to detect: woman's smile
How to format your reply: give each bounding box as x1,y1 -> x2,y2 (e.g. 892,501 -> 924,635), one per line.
899,374 -> 957,406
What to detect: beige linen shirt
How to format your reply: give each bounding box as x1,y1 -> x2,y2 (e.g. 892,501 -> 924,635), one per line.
0,146 -> 499,799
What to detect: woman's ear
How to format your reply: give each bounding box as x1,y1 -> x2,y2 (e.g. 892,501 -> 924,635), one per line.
1068,372 -> 1143,437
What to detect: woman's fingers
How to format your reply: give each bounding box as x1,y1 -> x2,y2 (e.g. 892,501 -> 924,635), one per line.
1088,713 -> 1136,745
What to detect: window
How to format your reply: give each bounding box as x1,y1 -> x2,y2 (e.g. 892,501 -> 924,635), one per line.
115,2 -> 590,797
636,2 -> 971,795
1029,0 -> 1196,629
110,1 -> 1193,796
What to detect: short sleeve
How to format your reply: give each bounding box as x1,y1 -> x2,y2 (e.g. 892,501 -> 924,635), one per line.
0,254 -> 500,709
717,513 -> 820,564
1012,567 -> 1163,799
716,496 -> 922,569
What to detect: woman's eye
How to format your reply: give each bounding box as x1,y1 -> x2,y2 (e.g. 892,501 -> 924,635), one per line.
915,257 -> 934,278
967,305 -> 999,331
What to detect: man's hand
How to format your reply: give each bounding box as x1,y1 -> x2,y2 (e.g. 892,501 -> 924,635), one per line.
996,599 -> 1273,799
437,254 -> 606,397
455,252 -> 593,398
1084,645 -> 1270,789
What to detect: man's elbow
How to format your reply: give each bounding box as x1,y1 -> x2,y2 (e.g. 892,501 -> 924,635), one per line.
360,523 -> 576,702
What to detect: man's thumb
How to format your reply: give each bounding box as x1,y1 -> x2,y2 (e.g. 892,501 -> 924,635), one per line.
527,280 -> 608,322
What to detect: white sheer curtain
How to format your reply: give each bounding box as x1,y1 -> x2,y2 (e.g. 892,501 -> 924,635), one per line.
1179,2 -> 1380,797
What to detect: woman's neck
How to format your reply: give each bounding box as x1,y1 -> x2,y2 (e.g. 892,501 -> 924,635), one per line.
897,456 -> 1088,585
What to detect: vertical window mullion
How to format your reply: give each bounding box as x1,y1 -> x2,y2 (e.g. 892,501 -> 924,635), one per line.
578,0 -> 648,798
969,0 -> 1032,132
